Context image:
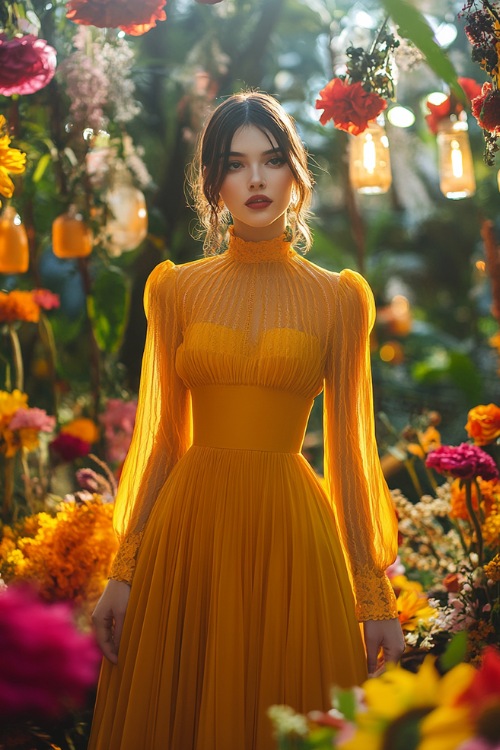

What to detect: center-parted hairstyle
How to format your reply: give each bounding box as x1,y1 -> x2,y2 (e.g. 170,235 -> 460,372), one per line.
190,91 -> 314,254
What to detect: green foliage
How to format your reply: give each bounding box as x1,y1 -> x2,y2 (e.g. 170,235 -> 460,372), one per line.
87,267 -> 130,354
439,630 -> 468,672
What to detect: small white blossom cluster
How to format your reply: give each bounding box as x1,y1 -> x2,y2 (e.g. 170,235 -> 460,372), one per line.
267,705 -> 309,738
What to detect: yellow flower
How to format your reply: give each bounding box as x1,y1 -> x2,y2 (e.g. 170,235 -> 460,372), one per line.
0,115 -> 26,200
340,658 -> 445,750
0,389 -> 28,419
396,588 -> 438,632
407,426 -> 441,459
61,417 -> 100,445
482,513 -> 500,549
418,664 -> 477,750
484,553 -> 500,582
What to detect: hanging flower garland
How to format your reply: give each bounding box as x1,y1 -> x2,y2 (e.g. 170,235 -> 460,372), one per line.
315,22 -> 399,135
0,34 -> 57,96
65,0 -> 167,36
460,0 -> 500,163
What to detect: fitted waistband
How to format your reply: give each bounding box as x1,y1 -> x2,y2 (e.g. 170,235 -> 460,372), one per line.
190,385 -> 314,453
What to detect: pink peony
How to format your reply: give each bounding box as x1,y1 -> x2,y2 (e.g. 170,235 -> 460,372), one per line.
426,443 -> 499,481
8,407 -> 56,432
50,432 -> 91,462
32,288 -> 60,310
0,584 -> 100,719
0,34 -> 57,96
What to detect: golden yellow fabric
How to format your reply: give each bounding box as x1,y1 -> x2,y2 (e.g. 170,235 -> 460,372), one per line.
92,229 -> 398,750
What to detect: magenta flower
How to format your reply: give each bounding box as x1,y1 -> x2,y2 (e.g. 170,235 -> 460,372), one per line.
32,288 -> 60,310
0,35 -> 57,96
426,442 -> 499,481
50,433 -> 91,462
8,407 -> 56,432
0,585 -> 100,719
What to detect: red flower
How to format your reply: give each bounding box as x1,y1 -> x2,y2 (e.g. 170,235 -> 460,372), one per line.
0,584 -> 100,719
472,82 -> 500,133
425,78 -> 483,134
458,647 -> 500,705
66,0 -> 167,36
425,443 -> 499,481
0,34 -> 57,96
32,288 -> 60,310
50,433 -> 91,462
315,78 -> 387,135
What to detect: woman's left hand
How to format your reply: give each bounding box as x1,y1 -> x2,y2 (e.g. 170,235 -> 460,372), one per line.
363,617 -> 405,676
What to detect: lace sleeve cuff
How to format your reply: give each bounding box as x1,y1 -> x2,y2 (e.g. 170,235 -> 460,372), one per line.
353,568 -> 398,621
108,531 -> 144,584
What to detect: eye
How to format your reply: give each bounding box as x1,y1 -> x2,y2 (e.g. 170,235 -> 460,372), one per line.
227,161 -> 243,171
267,156 -> 286,167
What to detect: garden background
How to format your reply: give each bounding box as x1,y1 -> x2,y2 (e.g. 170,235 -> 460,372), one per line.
1,1 -> 500,749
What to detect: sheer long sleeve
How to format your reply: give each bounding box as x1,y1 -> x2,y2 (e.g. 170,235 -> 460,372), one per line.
109,261 -> 192,584
323,269 -> 398,621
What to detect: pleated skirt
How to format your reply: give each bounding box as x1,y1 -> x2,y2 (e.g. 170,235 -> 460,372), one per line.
89,446 -> 367,750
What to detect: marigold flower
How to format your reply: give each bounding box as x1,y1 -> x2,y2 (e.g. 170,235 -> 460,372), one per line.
482,514 -> 500,548
484,554 -> 500,582
61,417 -> 100,444
0,290 -> 40,323
66,0 -> 167,36
0,115 -> 26,200
0,34 -> 57,96
0,584 -> 100,719
426,443 -> 499,481
466,404 -> 500,446
315,78 -> 387,135
450,478 -> 499,520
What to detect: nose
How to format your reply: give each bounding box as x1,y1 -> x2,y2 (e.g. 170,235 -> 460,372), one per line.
249,164 -> 266,189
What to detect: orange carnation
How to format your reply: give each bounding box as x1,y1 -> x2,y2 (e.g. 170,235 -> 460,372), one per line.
0,291 -> 40,323
61,417 -> 100,445
315,78 -> 387,135
465,403 -> 500,446
66,0 -> 167,36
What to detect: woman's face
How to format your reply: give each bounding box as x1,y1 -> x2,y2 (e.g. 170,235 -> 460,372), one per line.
218,125 -> 295,242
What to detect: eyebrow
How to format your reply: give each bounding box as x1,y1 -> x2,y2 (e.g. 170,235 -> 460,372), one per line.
221,147 -> 283,158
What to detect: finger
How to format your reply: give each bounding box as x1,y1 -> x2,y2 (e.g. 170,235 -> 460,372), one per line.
366,638 -> 381,675
112,609 -> 126,655
383,638 -> 405,664
93,613 -> 118,664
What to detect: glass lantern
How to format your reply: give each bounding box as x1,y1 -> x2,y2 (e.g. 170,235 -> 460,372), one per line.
105,167 -> 148,257
437,112 -> 476,199
349,116 -> 392,195
0,206 -> 29,274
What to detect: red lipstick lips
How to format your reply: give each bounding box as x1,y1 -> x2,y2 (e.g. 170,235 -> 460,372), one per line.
245,195 -> 272,209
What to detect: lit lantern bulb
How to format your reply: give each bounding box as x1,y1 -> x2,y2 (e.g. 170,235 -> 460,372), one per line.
450,140 -> 463,178
362,134 -> 376,174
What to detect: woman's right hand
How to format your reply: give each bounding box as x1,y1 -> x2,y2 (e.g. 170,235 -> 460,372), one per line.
92,579 -> 131,664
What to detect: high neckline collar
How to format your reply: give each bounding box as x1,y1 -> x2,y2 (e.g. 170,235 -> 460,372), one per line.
226,226 -> 295,263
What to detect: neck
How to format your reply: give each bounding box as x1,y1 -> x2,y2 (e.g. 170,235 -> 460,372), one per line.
231,215 -> 287,242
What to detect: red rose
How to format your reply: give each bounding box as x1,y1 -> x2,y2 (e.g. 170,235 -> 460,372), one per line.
0,34 -> 56,96
66,0 -> 167,36
315,78 -> 387,136
472,82 -> 500,133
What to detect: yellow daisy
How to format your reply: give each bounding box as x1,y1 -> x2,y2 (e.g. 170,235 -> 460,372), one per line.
0,115 -> 26,200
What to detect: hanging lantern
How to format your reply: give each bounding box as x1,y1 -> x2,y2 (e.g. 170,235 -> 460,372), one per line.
349,117 -> 392,194
437,113 -> 476,200
52,206 -> 93,258
0,206 -> 29,274
105,167 -> 148,257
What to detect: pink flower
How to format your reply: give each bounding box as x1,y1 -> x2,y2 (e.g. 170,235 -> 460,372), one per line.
0,34 -> 57,96
386,555 -> 405,580
426,443 -> 499,481
50,433 -> 91,462
8,407 -> 56,432
32,288 -> 60,310
0,584 -> 100,719
99,397 -> 137,464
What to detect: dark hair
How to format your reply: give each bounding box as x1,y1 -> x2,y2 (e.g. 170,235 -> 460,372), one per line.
190,91 -> 314,254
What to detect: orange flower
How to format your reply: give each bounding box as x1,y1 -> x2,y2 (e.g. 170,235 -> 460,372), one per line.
407,426 -> 441,459
465,403 -> 500,446
61,417 -> 100,445
66,0 -> 167,36
0,291 -> 40,323
450,477 -> 499,520
315,78 -> 387,135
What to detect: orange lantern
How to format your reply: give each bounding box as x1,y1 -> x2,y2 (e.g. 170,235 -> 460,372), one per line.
105,167 -> 148,257
52,205 -> 93,258
0,206 -> 29,274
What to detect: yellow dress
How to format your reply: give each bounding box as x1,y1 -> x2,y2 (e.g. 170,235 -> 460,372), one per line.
88,230 -> 398,750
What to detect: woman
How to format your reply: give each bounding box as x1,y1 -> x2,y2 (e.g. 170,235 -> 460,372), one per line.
89,91 -> 405,750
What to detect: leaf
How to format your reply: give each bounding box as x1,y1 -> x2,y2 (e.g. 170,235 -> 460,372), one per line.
332,687 -> 356,721
87,266 -> 130,354
379,0 -> 464,100
439,630 -> 468,672
32,153 -> 51,184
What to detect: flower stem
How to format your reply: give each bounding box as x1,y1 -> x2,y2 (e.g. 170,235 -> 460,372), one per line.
404,457 -> 424,498
464,479 -> 484,566
8,324 -> 23,392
